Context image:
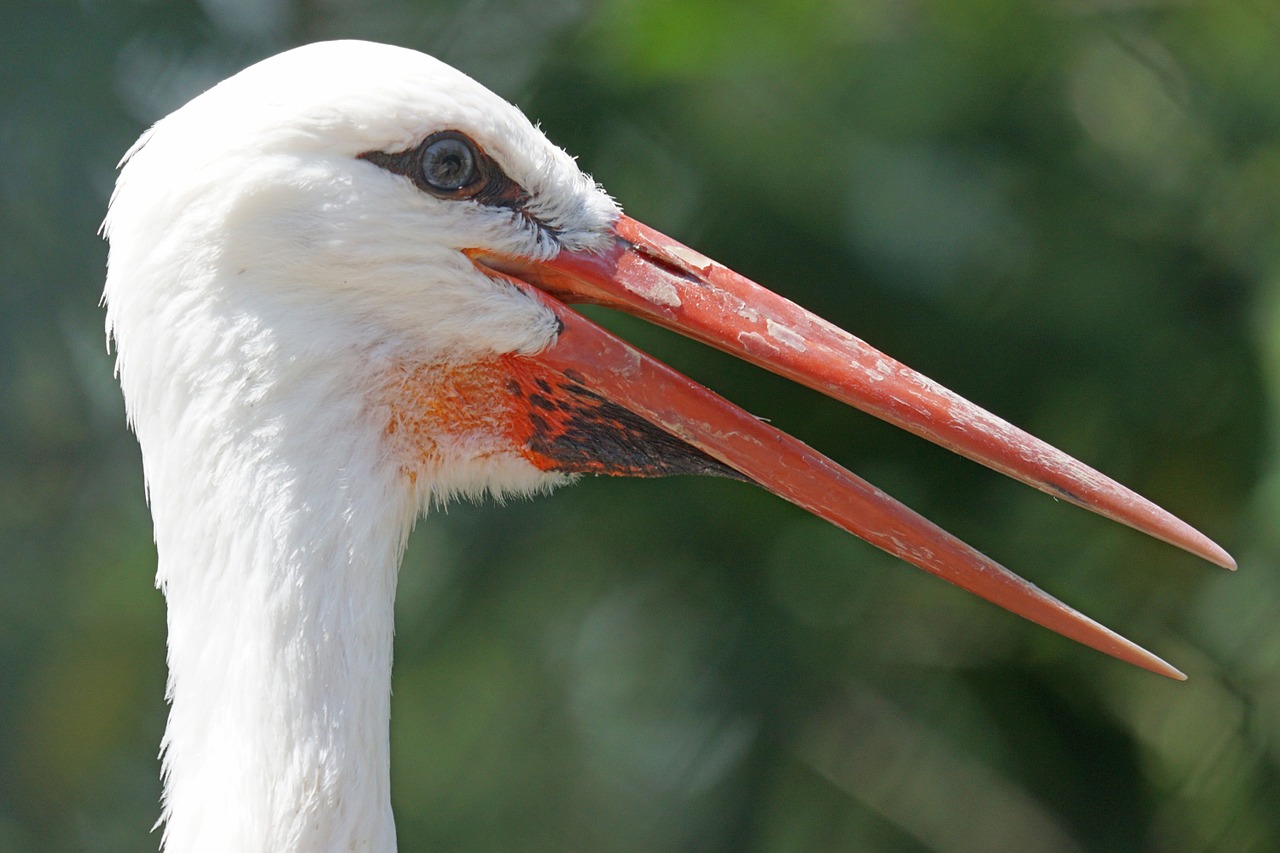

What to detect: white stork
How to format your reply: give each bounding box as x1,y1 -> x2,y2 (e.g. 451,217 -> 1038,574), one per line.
102,40 -> 1233,853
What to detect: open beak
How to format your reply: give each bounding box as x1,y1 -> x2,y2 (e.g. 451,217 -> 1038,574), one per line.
469,215 -> 1234,680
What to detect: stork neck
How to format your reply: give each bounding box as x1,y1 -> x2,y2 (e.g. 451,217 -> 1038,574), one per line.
148,356 -> 414,853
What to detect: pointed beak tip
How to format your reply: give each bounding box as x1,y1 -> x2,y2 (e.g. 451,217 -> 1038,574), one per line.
1151,514 -> 1235,571
1191,536 -> 1237,571
1125,645 -> 1187,681
1150,655 -> 1189,681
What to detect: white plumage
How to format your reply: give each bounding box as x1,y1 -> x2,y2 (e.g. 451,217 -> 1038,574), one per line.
104,41 -> 623,852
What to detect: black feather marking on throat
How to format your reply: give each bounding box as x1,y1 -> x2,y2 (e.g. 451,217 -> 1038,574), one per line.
521,371 -> 750,482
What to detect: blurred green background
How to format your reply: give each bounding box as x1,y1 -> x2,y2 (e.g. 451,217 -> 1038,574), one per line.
2,0 -> 1276,850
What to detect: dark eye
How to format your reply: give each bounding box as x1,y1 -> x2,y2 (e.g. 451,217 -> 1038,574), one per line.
359,131 -> 526,208
420,133 -> 477,192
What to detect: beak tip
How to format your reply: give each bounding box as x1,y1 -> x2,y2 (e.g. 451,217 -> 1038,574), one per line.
1149,512 -> 1236,571
1152,657 -> 1189,681
1123,644 -> 1187,681
1191,537 -> 1236,571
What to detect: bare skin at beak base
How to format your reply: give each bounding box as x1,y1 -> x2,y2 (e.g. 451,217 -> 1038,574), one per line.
469,216 -> 1235,680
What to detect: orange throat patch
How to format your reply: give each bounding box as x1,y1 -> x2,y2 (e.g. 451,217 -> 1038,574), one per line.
377,355 -> 744,487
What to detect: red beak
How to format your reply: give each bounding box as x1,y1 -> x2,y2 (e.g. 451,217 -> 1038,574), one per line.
470,215 -> 1234,680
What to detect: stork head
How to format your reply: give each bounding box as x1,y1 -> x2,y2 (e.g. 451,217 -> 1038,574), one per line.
104,40 -> 1231,680
104,41 -> 618,363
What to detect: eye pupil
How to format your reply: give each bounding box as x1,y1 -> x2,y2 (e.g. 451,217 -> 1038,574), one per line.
421,135 -> 476,191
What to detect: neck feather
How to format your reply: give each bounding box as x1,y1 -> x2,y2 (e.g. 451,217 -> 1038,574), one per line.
137,336 -> 417,852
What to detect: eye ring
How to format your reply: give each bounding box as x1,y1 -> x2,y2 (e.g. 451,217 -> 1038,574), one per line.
359,131 -> 526,209
419,131 -> 481,195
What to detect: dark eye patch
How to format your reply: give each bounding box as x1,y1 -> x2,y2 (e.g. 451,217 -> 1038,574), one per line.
359,130 -> 529,211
